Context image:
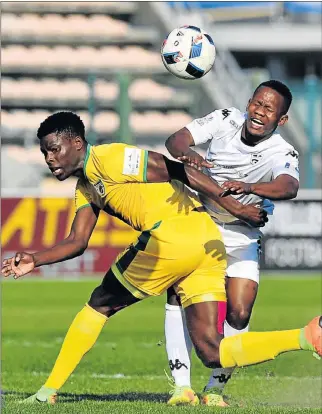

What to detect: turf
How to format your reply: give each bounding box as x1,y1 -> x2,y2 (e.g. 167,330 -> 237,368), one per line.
1,274 -> 321,413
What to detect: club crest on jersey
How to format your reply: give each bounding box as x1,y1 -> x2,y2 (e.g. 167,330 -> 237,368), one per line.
251,153 -> 262,165
93,179 -> 106,197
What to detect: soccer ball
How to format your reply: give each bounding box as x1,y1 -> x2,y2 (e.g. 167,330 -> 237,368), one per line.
161,25 -> 216,80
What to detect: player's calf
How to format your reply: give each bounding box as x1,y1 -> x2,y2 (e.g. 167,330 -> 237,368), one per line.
185,302 -> 223,368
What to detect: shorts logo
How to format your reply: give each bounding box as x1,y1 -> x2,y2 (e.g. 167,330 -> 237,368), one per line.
123,148 -> 141,175
93,179 -> 106,197
251,153 -> 262,165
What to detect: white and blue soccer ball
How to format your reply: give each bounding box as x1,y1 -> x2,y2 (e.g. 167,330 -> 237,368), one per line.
161,25 -> 216,80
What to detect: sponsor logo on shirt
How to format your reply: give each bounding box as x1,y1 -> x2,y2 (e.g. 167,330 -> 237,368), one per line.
196,113 -> 213,126
229,119 -> 240,129
208,160 -> 249,178
123,148 -> 141,175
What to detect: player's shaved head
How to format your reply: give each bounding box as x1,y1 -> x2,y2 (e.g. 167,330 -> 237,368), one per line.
253,80 -> 292,115
37,111 -> 86,141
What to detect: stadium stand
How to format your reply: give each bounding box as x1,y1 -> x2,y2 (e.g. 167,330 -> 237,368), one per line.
1,1 -> 321,192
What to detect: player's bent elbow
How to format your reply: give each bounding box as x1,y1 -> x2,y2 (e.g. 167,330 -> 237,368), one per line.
286,185 -> 299,200
73,239 -> 88,256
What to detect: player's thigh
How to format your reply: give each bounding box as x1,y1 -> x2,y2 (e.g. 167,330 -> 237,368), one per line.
223,227 -> 262,284
174,242 -> 227,309
111,223 -> 203,298
226,241 -> 260,284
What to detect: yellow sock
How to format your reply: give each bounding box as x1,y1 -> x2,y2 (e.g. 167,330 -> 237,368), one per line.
44,304 -> 107,390
220,329 -> 301,368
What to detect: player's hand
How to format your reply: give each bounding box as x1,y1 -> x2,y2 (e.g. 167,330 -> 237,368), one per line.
220,181 -> 253,197
1,252 -> 35,279
237,204 -> 268,227
178,150 -> 214,171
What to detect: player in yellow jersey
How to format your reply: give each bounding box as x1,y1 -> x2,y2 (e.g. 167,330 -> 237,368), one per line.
2,112 -> 321,405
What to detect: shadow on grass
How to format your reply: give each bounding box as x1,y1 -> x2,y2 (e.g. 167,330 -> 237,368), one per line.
3,390 -> 169,404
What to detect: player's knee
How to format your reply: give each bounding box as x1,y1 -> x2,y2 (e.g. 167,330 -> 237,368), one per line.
227,306 -> 251,330
193,331 -> 222,368
88,285 -> 117,317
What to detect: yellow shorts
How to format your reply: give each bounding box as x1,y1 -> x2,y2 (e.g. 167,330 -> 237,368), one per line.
112,210 -> 227,308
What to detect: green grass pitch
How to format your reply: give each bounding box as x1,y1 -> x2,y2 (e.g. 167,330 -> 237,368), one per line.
2,274 -> 321,413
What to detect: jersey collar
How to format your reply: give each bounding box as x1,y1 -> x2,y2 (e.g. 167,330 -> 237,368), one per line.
83,143 -> 92,180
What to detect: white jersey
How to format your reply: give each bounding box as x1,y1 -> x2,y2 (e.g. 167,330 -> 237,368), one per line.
186,107 -> 300,224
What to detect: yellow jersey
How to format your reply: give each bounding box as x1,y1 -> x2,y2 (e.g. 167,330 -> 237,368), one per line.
75,143 -> 202,231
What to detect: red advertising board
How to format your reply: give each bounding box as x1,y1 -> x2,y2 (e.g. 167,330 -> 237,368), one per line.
1,198 -> 138,277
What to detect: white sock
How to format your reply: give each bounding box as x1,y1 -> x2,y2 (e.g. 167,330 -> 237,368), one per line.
204,321 -> 249,392
165,304 -> 192,387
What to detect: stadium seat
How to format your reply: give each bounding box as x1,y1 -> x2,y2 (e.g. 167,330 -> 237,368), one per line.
2,2 -> 136,15
130,111 -> 192,134
93,112 -> 120,133
2,45 -> 161,69
2,13 -> 130,38
2,109 -> 192,136
129,79 -> 175,101
2,77 -> 179,104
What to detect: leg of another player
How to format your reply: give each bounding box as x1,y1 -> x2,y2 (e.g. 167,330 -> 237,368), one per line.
165,287 -> 199,405
24,269 -> 141,404
204,277 -> 258,400
165,287 -> 192,386
226,277 -> 258,331
184,300 -> 320,373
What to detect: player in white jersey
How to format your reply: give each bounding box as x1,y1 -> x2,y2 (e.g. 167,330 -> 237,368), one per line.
164,80 -> 300,406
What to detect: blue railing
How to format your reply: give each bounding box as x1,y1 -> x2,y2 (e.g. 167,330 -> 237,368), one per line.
168,2 -> 274,9
168,1 -> 321,14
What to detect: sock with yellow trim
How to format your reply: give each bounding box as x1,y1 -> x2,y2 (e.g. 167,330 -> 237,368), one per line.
43,304 -> 107,391
219,329 -> 301,368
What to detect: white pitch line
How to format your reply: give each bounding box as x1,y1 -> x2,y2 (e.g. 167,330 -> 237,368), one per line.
2,339 -> 160,349
2,371 -> 320,381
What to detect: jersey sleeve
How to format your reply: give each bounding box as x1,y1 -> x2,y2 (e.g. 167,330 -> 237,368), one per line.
185,110 -> 222,145
103,143 -> 149,184
74,179 -> 93,211
271,149 -> 300,181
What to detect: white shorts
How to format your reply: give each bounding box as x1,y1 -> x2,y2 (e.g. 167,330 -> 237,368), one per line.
214,220 -> 262,284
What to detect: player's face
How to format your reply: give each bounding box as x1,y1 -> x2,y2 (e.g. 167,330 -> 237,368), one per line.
40,133 -> 83,181
246,87 -> 288,137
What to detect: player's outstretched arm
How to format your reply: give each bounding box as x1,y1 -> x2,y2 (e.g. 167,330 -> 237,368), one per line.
166,128 -> 213,170
221,174 -> 299,200
146,151 -> 267,227
1,205 -> 99,279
